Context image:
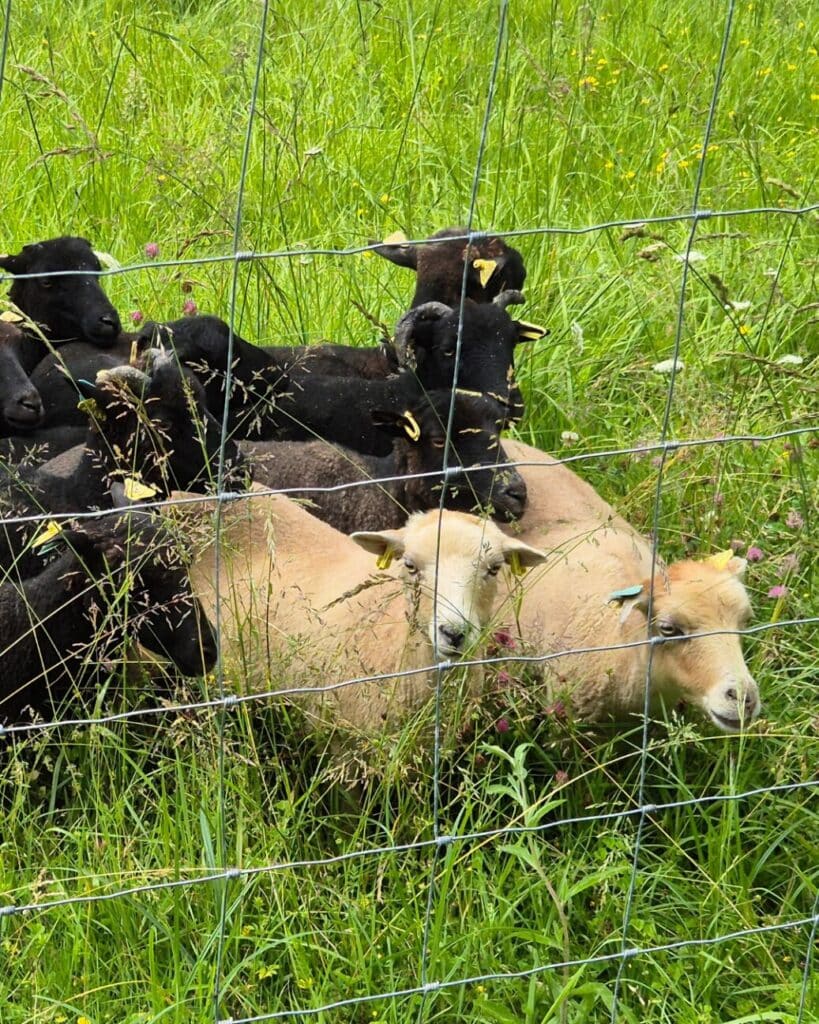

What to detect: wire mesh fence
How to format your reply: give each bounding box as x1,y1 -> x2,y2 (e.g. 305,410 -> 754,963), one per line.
0,0 -> 816,1021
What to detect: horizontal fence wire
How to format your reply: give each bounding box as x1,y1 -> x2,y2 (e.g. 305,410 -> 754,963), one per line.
0,0 -> 816,1021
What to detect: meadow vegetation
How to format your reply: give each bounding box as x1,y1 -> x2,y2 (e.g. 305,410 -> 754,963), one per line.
0,0 -> 816,1021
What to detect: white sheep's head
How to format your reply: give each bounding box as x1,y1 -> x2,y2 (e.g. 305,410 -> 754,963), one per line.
618,552 -> 759,731
352,510 -> 547,658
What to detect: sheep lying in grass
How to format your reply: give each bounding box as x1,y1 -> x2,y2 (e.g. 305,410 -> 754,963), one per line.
176,491 -> 545,733
240,388 -> 528,530
0,510 -> 217,726
495,439 -> 760,731
0,352 -> 246,579
0,318 -> 44,434
0,236 -> 121,348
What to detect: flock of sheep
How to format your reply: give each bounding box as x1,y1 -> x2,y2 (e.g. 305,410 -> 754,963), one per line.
0,228 -> 759,741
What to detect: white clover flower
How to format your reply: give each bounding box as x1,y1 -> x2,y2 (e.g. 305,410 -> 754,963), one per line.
725,299 -> 752,311
673,250 -> 706,264
570,321 -> 585,352
652,358 -> 685,374
561,430 -> 580,445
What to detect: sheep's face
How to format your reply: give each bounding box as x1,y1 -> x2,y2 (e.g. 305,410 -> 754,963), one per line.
381,391 -> 528,522
394,302 -> 545,425
0,237 -> 121,346
0,321 -> 44,431
625,557 -> 759,731
352,511 -> 546,659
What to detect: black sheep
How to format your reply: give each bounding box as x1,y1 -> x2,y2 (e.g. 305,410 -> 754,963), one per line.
0,511 -> 217,726
0,236 -> 121,348
0,354 -> 246,578
0,319 -> 44,435
240,388 -> 528,531
391,291 -> 546,424
370,226 -> 528,308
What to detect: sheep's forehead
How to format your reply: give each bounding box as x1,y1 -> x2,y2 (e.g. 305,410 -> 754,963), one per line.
402,513 -> 505,570
655,570 -> 751,627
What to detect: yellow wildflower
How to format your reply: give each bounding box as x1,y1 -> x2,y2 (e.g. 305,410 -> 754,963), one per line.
758,67 -> 772,77
578,75 -> 599,89
678,159 -> 691,168
604,159 -> 615,170
738,325 -> 750,335
739,39 -> 750,47
658,63 -> 669,72
621,170 -> 636,180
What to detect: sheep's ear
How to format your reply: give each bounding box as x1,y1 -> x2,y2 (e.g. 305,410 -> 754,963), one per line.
350,529 -> 407,568
703,549 -> 746,577
371,408 -> 423,442
606,582 -> 650,623
0,252 -> 25,274
369,231 -> 418,270
93,250 -> 121,270
503,540 -> 548,575
514,320 -> 549,344
111,478 -> 159,506
76,380 -> 108,424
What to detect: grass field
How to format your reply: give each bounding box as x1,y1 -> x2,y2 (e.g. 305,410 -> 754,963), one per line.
0,0 -> 817,1021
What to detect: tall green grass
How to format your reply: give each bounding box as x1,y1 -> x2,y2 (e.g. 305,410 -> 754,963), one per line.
0,0 -> 816,1022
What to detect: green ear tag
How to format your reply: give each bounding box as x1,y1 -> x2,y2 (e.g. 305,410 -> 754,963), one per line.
376,547 -> 395,570
77,397 -> 106,423
606,583 -> 644,604
509,551 -> 526,577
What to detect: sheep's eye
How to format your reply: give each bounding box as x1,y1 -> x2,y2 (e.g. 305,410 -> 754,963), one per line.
657,621 -> 684,638
38,279 -> 53,290
441,348 -> 455,358
432,439 -> 446,449
403,557 -> 418,574
486,562 -> 503,577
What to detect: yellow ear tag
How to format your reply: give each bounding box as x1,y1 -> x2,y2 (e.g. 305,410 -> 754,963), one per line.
77,397 -> 106,423
402,410 -> 422,442
376,547 -> 395,570
472,258 -> 497,288
509,551 -> 526,577
516,320 -> 548,340
123,477 -> 159,501
382,230 -> 408,245
705,549 -> 734,571
129,339 -> 139,367
31,519 -> 63,549
0,310 -> 25,323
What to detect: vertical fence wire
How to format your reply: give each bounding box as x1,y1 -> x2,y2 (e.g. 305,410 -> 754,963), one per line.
608,1 -> 738,1018
211,3 -> 272,1021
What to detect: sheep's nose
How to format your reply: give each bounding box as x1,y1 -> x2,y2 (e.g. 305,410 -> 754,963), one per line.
725,685 -> 758,718
495,473 -> 527,519
438,623 -> 465,653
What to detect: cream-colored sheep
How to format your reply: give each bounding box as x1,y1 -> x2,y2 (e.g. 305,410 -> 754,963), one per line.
175,490 -> 546,733
495,440 -> 759,731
